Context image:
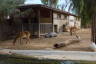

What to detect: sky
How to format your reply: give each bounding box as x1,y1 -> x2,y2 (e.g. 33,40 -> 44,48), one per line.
24,0 -> 42,4
24,0 -> 66,5
24,0 -> 70,12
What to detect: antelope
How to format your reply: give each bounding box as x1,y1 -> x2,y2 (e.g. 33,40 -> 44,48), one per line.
13,31 -> 31,45
69,26 -> 79,36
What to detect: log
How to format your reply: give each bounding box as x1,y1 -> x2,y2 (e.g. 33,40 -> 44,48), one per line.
54,42 -> 66,48
54,39 -> 81,48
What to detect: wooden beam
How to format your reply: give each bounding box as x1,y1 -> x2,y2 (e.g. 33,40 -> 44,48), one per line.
37,9 -> 40,37
51,11 -> 54,32
92,14 -> 96,43
94,14 -> 96,43
91,14 -> 94,42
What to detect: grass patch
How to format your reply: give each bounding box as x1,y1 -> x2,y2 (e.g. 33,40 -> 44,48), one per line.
0,54 -> 96,64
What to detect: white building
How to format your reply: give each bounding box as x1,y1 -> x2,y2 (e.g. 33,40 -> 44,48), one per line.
68,16 -> 81,28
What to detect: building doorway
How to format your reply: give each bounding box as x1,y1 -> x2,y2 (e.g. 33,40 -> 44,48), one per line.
54,25 -> 58,33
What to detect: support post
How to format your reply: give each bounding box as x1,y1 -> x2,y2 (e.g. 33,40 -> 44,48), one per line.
91,13 -> 96,51
51,11 -> 54,32
37,9 -> 40,37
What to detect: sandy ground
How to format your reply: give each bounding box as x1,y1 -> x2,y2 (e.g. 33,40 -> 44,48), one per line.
0,28 -> 92,52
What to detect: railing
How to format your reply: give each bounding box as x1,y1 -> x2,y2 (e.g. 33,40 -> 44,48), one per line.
40,23 -> 53,34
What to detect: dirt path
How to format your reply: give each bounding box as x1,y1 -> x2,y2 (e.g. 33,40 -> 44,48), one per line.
0,28 -> 92,52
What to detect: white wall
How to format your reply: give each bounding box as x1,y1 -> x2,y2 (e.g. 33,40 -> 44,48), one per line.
76,18 -> 81,28
68,16 -> 81,28
53,12 -> 68,32
68,16 -> 76,27
53,13 -> 81,33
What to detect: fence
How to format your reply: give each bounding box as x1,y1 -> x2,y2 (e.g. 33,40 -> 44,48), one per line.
0,23 -> 53,40
0,23 -> 13,40
40,23 -> 53,35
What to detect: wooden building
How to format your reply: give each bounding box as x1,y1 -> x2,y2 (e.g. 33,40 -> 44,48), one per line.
17,4 -> 54,37
0,4 -> 81,40
16,4 -> 80,37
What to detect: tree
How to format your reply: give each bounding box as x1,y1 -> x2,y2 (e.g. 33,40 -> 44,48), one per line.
0,0 -> 25,22
68,0 -> 96,27
41,0 -> 58,8
68,0 -> 96,48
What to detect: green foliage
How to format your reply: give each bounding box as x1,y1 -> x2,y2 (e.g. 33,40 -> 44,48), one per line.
1,55 -> 96,64
41,0 -> 49,5
69,0 -> 96,27
0,0 -> 25,13
0,0 -> 25,22
0,55 -> 60,64
41,0 -> 58,8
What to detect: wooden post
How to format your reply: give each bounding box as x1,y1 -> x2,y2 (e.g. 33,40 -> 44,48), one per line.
91,14 -> 94,42
91,14 -> 96,43
37,9 -> 40,37
89,13 -> 96,51
51,11 -> 54,32
94,14 -> 96,43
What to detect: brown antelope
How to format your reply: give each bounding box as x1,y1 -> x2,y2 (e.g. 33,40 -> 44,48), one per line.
69,26 -> 79,36
13,31 -> 31,45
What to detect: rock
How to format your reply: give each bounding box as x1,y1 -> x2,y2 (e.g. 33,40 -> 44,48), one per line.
90,42 -> 96,51
45,32 -> 57,38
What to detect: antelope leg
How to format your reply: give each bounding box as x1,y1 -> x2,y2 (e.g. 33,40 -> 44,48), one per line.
26,38 -> 30,44
20,38 -> 22,45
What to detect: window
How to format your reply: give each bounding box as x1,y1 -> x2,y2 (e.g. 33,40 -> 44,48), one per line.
64,15 -> 67,19
57,14 -> 61,19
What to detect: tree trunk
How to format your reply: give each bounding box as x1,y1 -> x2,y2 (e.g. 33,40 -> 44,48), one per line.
91,14 -> 96,44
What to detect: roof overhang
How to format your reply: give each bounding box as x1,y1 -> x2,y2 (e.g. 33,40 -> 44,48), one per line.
17,4 -> 78,17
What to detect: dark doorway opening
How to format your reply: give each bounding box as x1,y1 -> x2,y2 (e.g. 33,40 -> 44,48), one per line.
54,25 -> 58,33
